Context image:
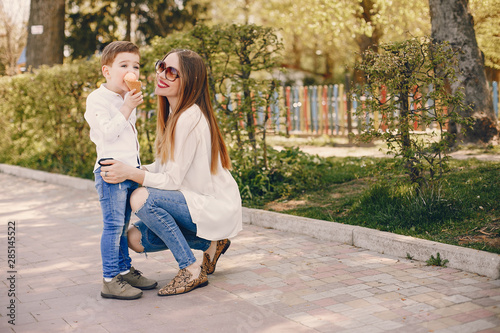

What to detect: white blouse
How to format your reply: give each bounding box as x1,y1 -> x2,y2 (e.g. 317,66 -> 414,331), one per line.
142,104 -> 242,240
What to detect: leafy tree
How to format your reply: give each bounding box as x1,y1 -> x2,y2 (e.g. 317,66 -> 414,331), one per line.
351,0 -> 431,83
260,0 -> 430,82
207,0 -> 258,25
66,0 -> 207,59
262,0 -> 354,81
469,0 -> 500,73
134,0 -> 208,43
0,0 -> 28,76
214,25 -> 282,157
430,0 -> 498,144
66,1 -> 120,58
351,37 -> 472,187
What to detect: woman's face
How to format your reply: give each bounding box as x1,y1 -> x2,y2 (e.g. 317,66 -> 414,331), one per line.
155,52 -> 181,103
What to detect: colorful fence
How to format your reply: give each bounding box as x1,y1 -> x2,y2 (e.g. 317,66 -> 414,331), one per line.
217,82 -> 500,136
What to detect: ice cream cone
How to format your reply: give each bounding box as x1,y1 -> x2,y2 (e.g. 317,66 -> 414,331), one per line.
125,80 -> 141,92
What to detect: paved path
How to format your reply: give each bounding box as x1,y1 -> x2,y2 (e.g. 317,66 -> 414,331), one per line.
1,173 -> 499,333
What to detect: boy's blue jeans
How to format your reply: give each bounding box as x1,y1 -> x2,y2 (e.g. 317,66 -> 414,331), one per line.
134,188 -> 211,269
94,168 -> 138,279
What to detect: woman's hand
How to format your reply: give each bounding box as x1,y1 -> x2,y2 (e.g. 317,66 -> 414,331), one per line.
100,159 -> 137,184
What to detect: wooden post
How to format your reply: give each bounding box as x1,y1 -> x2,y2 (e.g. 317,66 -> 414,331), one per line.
345,74 -> 353,138
302,86 -> 308,133
295,86 -> 300,132
380,85 -> 388,132
334,84 -> 339,135
312,86 -> 318,133
329,85 -> 335,135
286,86 -> 291,134
338,84 -> 345,136
322,86 -> 329,135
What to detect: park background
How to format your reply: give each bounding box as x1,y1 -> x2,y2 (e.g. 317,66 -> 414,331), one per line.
0,0 -> 499,257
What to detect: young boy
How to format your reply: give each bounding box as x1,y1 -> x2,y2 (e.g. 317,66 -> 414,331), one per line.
85,41 -> 157,300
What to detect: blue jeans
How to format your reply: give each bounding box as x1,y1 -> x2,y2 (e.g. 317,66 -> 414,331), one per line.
134,188 -> 211,269
94,168 -> 139,278
133,221 -> 211,253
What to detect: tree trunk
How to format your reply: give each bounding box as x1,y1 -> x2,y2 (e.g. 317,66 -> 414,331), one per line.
400,89 -> 421,185
429,0 -> 498,143
324,53 -> 333,80
354,0 -> 381,85
26,0 -> 64,70
292,34 -> 301,69
124,0 -> 132,42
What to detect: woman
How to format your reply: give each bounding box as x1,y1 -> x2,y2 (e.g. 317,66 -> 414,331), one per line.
100,49 -> 242,296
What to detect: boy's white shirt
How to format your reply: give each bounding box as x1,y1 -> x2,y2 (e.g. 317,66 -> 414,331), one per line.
143,104 -> 242,240
85,84 -> 140,171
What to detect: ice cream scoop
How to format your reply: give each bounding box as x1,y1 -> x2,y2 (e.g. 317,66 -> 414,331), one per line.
124,73 -> 141,92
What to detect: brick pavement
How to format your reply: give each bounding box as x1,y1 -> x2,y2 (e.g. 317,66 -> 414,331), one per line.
0,173 -> 499,333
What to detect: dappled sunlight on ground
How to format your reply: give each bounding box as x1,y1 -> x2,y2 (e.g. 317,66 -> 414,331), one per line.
1,172 -> 499,332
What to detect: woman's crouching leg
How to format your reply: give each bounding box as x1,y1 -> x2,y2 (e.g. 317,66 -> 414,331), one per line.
130,187 -> 149,213
128,225 -> 145,253
128,188 -> 149,253
129,186 -> 170,254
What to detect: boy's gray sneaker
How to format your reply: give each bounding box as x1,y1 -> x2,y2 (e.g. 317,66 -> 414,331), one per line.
121,266 -> 158,290
101,275 -> 143,300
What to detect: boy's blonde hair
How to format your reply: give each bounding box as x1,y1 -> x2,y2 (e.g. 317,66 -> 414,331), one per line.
101,41 -> 140,66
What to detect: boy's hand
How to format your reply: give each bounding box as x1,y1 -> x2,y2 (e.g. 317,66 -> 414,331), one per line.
120,89 -> 143,119
124,89 -> 143,109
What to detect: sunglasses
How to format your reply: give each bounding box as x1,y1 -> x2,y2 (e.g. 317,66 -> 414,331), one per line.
155,60 -> 180,82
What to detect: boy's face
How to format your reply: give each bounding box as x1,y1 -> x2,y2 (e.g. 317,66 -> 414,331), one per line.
102,52 -> 140,96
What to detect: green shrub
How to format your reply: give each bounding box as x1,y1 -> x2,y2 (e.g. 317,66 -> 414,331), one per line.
349,181 -> 463,234
231,147 -> 334,205
0,59 -> 101,179
351,37 -> 472,187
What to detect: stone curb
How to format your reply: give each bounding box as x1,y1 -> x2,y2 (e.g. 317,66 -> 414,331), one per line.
3,163 -> 499,279
244,209 -> 500,279
1,164 -> 95,192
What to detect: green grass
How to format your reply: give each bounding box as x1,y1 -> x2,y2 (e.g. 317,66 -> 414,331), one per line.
253,156 -> 500,254
454,143 -> 500,155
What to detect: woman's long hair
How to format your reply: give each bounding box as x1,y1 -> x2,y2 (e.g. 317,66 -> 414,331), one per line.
155,49 -> 231,173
